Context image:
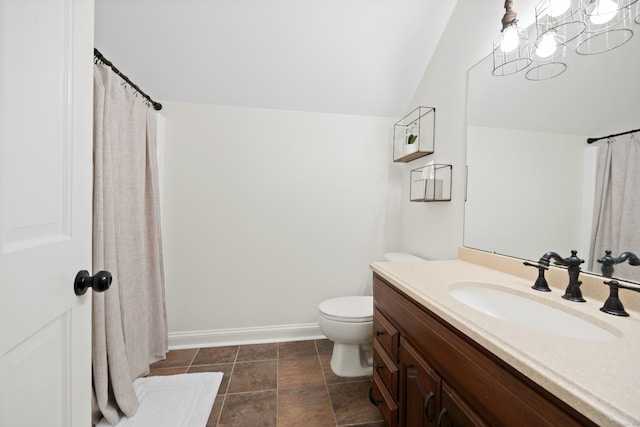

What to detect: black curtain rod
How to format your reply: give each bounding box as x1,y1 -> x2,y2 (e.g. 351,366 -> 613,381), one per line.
587,128 -> 640,144
94,48 -> 162,111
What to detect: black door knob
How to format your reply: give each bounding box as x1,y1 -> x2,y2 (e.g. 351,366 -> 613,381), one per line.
74,270 -> 112,295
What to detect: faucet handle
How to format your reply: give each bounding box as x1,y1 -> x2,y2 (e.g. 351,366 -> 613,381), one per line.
601,280 -> 628,317
600,280 -> 640,317
563,250 -> 584,267
523,261 -> 548,270
523,261 -> 551,292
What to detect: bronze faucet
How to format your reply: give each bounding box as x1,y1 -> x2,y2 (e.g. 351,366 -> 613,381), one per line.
524,250 -> 585,301
597,250 -> 640,278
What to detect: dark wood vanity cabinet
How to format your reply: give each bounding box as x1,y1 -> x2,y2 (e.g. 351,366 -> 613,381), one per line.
399,332 -> 487,427
371,273 -> 598,427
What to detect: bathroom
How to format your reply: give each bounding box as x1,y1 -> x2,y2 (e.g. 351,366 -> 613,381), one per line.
2,0 -> 639,426
133,0 -> 639,351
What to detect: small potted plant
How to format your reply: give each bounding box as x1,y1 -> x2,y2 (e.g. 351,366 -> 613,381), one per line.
405,121 -> 418,155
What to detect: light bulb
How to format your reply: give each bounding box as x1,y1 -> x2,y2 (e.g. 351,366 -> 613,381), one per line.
538,0 -> 571,18
589,0 -> 618,24
550,0 -> 571,17
501,26 -> 520,52
536,32 -> 558,57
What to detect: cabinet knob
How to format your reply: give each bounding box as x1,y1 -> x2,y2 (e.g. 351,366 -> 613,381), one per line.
376,330 -> 384,337
375,363 -> 384,371
368,387 -> 383,406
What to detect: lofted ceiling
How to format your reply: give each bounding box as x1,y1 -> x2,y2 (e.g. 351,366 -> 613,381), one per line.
94,0 -> 457,117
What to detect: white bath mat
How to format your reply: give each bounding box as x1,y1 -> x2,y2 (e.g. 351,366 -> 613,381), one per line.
97,372 -> 223,427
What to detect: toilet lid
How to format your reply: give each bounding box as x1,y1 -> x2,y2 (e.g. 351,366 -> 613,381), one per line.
319,296 -> 373,322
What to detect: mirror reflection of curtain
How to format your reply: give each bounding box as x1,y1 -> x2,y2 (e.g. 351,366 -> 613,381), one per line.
91,63 -> 168,425
589,134 -> 640,281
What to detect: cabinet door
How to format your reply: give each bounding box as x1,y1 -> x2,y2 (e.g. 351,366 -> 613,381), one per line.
400,339 -> 441,427
437,382 -> 488,427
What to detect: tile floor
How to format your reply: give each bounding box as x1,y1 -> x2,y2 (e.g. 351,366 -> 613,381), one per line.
148,339 -> 384,427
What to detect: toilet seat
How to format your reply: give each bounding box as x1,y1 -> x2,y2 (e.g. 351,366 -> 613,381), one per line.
318,296 -> 373,323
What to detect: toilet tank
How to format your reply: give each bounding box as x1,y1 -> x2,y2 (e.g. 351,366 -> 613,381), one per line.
383,252 -> 424,262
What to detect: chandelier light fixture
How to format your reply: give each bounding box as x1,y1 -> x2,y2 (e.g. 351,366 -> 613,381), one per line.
492,1 -> 532,76
492,0 -> 637,79
576,0 -> 635,54
526,0 -> 586,80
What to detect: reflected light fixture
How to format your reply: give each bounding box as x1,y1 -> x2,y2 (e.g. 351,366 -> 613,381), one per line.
588,0 -> 620,23
537,31 -> 560,56
526,32 -> 567,80
535,0 -> 586,46
492,1 -> 532,76
577,0 -> 635,54
552,0 -> 572,15
584,0 -> 638,25
583,0 -> 639,22
526,0 -> 582,80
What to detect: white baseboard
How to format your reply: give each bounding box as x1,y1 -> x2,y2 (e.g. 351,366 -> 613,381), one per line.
168,323 -> 326,349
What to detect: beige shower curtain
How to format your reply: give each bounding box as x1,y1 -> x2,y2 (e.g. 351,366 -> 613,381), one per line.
91,64 -> 168,425
589,134 -> 640,281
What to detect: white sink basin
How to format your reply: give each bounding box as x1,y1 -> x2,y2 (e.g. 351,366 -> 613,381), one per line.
449,285 -> 618,341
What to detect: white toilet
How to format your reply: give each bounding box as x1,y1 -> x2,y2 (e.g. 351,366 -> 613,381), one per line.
318,252 -> 424,377
319,295 -> 374,377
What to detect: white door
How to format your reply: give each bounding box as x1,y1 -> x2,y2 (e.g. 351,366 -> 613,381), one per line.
0,0 -> 95,426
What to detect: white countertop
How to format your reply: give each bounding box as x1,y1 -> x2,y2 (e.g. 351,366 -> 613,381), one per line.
370,252 -> 640,426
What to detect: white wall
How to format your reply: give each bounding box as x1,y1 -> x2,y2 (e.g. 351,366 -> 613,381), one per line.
161,101 -> 400,347
396,0 -> 518,260
160,0 -> 544,346
464,126 -> 586,262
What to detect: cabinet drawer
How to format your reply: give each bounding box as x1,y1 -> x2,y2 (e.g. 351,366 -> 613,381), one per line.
373,308 -> 399,361
373,339 -> 399,400
371,372 -> 398,427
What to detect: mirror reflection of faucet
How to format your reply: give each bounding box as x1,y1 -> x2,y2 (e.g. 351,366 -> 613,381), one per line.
524,250 -> 585,302
597,250 -> 640,278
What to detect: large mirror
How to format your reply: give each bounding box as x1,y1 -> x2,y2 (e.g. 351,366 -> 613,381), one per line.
465,21 -> 640,283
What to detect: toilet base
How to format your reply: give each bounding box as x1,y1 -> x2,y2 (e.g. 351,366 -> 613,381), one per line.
330,342 -> 372,377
